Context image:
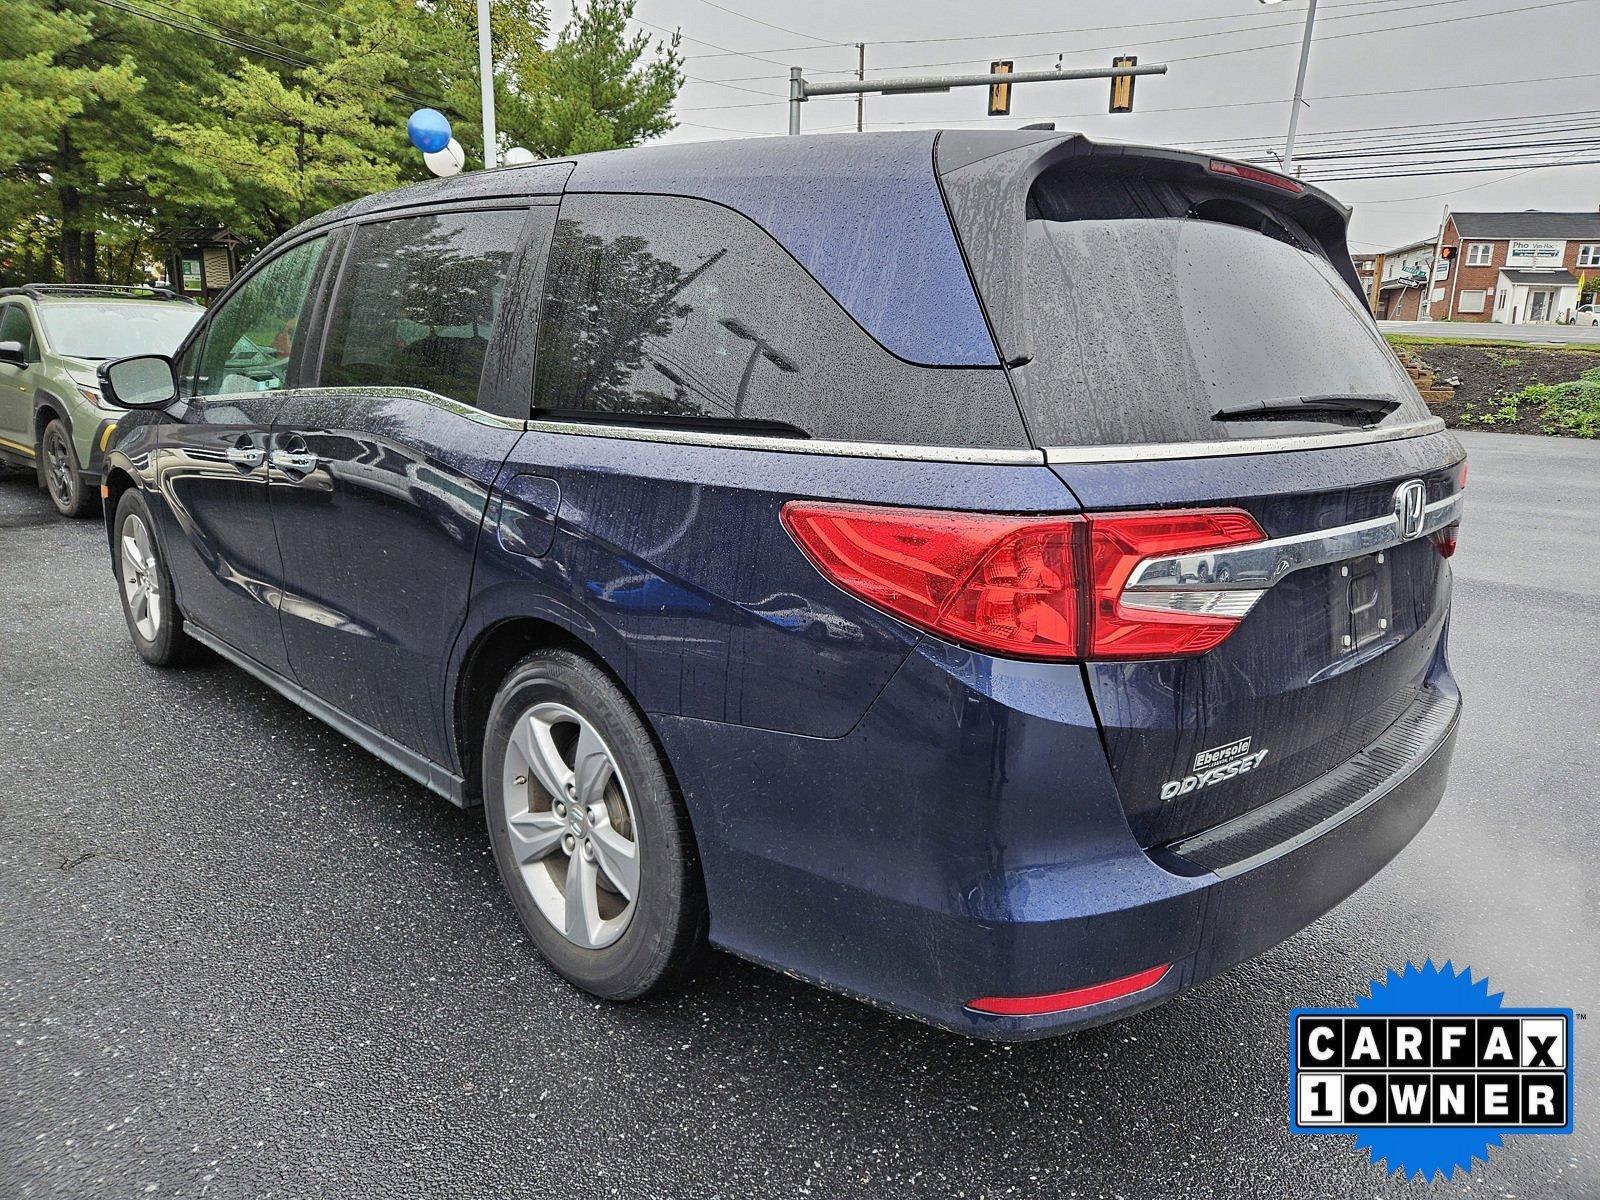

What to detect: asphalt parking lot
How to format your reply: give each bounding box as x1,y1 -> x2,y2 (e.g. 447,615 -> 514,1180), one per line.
2,430 -> 1596,1199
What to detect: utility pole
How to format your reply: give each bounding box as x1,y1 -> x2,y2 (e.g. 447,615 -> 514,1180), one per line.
1368,253 -> 1386,317
856,43 -> 865,132
476,0 -> 497,168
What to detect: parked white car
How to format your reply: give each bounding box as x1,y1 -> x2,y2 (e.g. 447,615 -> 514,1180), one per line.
1576,304 -> 1600,326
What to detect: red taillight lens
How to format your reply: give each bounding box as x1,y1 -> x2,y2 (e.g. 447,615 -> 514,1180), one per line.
779,503 -> 1084,659
967,963 -> 1171,1017
1087,510 -> 1266,659
1208,157 -> 1305,194
780,502 -> 1265,661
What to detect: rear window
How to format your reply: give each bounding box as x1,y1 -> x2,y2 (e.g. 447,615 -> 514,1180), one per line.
1013,216 -> 1428,447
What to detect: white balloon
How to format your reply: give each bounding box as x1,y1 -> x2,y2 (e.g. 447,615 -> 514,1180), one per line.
503,146 -> 536,166
424,138 -> 466,177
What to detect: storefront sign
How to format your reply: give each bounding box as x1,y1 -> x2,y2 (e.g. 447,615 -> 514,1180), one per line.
1507,239 -> 1565,267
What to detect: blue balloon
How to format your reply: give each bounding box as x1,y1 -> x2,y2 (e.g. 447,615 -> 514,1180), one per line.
407,108 -> 451,154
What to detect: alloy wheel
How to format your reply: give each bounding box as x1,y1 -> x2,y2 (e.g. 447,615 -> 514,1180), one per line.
44,425 -> 75,510
501,701 -> 642,950
119,513 -> 163,641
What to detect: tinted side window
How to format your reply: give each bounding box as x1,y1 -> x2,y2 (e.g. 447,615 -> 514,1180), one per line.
196,237 -> 325,395
534,194 -> 1026,448
0,305 -> 38,361
318,208 -> 528,412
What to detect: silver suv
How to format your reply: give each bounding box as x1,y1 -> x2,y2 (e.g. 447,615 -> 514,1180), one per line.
0,285 -> 200,516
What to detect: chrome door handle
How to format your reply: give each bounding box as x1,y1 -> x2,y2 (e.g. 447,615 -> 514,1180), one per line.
269,448 -> 319,473
225,445 -> 266,468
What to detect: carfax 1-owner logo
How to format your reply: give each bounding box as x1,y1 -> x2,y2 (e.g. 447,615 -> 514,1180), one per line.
1289,960 -> 1576,1181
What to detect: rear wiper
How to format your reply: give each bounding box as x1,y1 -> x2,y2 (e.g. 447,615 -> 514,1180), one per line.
1212,395 -> 1400,421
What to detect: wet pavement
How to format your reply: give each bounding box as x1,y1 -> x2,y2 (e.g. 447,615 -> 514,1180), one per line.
1,430 -> 1596,1198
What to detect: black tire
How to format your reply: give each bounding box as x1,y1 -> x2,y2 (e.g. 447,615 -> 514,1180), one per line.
483,648 -> 707,1000
113,488 -> 199,667
40,418 -> 94,518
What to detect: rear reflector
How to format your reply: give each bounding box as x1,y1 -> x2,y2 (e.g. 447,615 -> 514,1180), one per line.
967,963 -> 1172,1017
1209,158 -> 1305,194
781,502 -> 1265,662
1434,523 -> 1459,558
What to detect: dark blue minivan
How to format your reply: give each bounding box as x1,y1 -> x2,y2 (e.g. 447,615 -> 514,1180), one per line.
95,130 -> 1464,1038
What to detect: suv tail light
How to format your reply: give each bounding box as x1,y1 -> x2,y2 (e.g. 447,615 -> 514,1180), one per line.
780,502 -> 1266,661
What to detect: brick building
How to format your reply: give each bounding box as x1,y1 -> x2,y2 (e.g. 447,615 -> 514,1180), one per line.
1428,210 -> 1600,323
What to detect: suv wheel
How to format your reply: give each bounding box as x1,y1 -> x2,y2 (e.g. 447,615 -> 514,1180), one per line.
41,418 -> 93,517
114,489 -> 198,667
483,649 -> 707,999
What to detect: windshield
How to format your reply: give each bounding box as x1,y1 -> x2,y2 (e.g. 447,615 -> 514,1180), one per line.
38,302 -> 201,360
1013,218 -> 1428,447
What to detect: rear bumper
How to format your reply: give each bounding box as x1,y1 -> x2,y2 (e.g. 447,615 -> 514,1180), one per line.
652,636 -> 1458,1040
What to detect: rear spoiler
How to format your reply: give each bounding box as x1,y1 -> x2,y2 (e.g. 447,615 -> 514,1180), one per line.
934,131 -> 1366,369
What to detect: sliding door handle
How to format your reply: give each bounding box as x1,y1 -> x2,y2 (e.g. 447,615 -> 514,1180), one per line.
269,448 -> 319,473
224,444 -> 265,469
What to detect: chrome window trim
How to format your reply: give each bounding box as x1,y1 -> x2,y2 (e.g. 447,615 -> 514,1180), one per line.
1125,488 -> 1465,601
517,414 -> 1448,466
1041,417 -> 1447,464
521,418 -> 1045,464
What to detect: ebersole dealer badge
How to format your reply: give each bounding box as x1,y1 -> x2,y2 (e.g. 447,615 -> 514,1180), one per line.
1289,960 -> 1576,1181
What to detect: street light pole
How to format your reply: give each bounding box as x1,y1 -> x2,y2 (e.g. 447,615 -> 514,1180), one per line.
476,0 -> 497,168
1262,0 -> 1319,172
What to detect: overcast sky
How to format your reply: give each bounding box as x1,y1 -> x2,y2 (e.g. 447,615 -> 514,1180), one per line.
548,0 -> 1600,250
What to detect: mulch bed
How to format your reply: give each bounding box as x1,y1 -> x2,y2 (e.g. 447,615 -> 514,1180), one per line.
1404,344 -> 1599,435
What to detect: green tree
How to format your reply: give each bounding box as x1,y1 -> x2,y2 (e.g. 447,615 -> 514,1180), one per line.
0,0 -> 681,283
524,0 -> 682,157
0,0 -> 190,282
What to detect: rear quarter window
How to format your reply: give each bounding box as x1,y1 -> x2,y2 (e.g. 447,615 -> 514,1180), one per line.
532,193 -> 1026,448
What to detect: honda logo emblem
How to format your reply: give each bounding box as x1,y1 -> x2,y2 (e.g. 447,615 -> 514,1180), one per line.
1394,479 -> 1427,540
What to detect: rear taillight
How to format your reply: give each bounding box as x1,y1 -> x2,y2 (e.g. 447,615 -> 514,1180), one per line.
780,502 -> 1265,661
778,503 -> 1084,658
1208,157 -> 1305,194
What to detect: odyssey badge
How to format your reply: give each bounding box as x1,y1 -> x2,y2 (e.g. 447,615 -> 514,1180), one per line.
1160,736 -> 1269,801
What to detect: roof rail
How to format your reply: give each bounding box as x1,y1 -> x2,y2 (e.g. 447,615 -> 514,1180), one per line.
0,283 -> 199,305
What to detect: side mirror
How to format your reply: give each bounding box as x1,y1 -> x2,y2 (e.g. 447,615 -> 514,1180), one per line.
0,340 -> 24,366
98,354 -> 179,409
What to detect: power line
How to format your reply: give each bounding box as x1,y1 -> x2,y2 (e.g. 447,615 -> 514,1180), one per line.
1168,0 -> 1594,67
852,72 -> 1600,137
683,0 -> 840,47
631,16 -> 795,68
82,0 -> 454,116
1310,155 -> 1600,181
705,0 -> 1540,81
677,0 -> 1472,62
1353,163 -> 1574,203
87,0 -> 315,68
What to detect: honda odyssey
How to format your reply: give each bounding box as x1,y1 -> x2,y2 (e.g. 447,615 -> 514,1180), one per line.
94,131 -> 1464,1038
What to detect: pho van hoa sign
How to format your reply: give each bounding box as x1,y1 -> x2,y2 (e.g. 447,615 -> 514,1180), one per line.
1506,239 -> 1565,267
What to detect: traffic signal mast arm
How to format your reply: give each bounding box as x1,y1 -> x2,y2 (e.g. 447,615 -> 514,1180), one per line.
786,61 -> 1168,133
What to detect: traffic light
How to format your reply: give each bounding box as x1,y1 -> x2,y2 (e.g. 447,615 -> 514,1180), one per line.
1439,245 -> 1457,260
988,61 -> 1013,117
1110,55 -> 1137,113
